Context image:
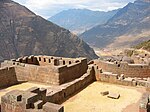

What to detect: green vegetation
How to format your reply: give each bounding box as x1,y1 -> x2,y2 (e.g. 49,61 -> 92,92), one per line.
124,49 -> 134,57
134,40 -> 150,51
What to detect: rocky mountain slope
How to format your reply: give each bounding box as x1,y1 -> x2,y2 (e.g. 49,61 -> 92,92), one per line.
80,0 -> 150,48
48,9 -> 118,34
0,0 -> 98,60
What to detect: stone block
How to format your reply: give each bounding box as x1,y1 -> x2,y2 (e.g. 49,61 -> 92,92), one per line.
120,74 -> 125,80
137,80 -> 147,87
100,91 -> 109,96
139,102 -> 147,110
147,78 -> 150,82
43,102 -> 64,112
147,103 -> 150,111
54,59 -> 60,66
132,80 -> 137,86
40,88 -> 47,94
22,92 -> 38,104
20,63 -> 25,67
107,93 -> 120,99
34,100 -> 43,109
2,90 -> 23,102
27,87 -> 40,93
139,93 -> 149,112
59,60 -> 64,65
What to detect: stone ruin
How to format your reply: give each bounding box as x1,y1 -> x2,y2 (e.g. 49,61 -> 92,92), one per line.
1,55 -> 88,85
102,50 -> 150,65
1,88 -> 64,112
94,59 -> 150,78
0,55 -> 96,112
0,55 -> 150,112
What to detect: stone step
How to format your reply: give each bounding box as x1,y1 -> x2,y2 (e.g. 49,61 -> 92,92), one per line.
34,100 -> 44,109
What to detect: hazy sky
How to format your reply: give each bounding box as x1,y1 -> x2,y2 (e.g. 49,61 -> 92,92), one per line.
13,0 -> 135,18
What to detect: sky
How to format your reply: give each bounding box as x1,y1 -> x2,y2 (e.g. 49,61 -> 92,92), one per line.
13,0 -> 135,19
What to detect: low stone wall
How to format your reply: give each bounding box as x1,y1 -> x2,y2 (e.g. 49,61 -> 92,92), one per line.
1,65 -> 95,112
0,66 -> 18,88
95,60 -> 150,78
99,72 -> 137,86
46,65 -> 95,104
94,66 -> 150,89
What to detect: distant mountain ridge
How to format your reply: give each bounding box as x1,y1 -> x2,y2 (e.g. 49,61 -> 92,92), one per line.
80,0 -> 150,48
48,9 -> 118,34
0,0 -> 98,60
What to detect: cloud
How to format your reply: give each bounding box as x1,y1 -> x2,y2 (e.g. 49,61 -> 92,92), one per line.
13,0 -> 135,18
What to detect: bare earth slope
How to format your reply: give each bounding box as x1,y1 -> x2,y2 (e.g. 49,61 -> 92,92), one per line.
0,0 -> 98,60
80,0 -> 150,48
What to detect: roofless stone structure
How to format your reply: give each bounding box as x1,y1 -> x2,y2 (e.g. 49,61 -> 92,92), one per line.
0,55 -> 149,112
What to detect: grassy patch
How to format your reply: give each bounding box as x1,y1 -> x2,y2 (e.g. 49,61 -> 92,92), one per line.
134,40 -> 150,51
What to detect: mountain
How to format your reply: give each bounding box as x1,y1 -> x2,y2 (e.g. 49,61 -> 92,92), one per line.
48,9 -> 118,34
0,0 -> 98,60
80,0 -> 150,48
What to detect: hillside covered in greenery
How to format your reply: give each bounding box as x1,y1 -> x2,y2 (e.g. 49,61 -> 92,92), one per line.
134,40 -> 150,51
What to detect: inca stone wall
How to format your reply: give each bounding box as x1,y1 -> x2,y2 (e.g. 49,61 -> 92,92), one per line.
1,65 -> 95,112
95,60 -> 150,78
0,55 -> 150,112
1,56 -> 88,85
1,89 -> 64,112
15,65 -> 61,85
0,55 -> 95,112
94,65 -> 150,89
0,66 -> 18,88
